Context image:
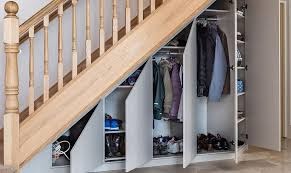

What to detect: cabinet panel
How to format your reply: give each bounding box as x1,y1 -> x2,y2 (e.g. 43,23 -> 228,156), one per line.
125,59 -> 153,172
183,21 -> 198,168
70,101 -> 105,173
245,0 -> 281,151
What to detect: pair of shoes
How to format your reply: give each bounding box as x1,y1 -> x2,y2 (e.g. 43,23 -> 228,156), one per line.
213,134 -> 230,151
197,133 -> 230,152
167,137 -> 183,154
105,114 -> 123,131
105,134 -> 125,158
153,136 -> 183,155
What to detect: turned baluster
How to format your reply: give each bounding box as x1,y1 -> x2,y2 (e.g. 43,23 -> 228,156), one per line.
72,0 -> 78,78
58,3 -> 64,90
126,0 -> 131,33
29,26 -> 35,114
138,0 -> 143,23
112,0 -> 118,44
43,15 -> 49,102
86,0 -> 92,67
3,1 -> 20,170
151,0 -> 155,12
99,0 -> 105,55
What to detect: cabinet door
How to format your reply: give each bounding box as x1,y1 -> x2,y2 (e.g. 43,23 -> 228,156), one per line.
125,59 -> 153,172
245,0 -> 281,151
183,21 -> 198,168
70,100 -> 105,173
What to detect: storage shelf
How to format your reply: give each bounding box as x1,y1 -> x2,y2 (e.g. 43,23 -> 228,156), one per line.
105,130 -> 126,134
202,9 -> 230,16
105,157 -> 126,162
117,85 -> 133,89
237,117 -> 246,124
237,66 -> 246,70
162,46 -> 185,49
153,153 -> 183,159
238,92 -> 245,96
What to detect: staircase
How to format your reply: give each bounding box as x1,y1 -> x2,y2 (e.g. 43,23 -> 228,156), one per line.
2,0 -> 212,171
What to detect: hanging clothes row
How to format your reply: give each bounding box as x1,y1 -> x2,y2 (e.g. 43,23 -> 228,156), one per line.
197,22 -> 230,102
153,56 -> 183,122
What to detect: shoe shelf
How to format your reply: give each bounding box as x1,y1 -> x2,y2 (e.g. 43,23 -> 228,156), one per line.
105,130 -> 126,134
153,153 -> 183,159
105,157 -> 126,162
198,148 -> 234,155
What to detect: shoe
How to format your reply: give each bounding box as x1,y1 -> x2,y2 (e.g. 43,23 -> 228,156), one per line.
167,137 -> 179,154
105,114 -> 112,130
153,137 -> 160,155
177,139 -> 183,153
105,135 -> 113,158
111,119 -> 122,131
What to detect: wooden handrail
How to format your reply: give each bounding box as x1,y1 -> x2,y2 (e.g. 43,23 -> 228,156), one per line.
19,0 -> 71,44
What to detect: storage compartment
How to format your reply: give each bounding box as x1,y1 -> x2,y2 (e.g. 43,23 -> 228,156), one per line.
195,0 -> 235,156
52,108 -> 94,167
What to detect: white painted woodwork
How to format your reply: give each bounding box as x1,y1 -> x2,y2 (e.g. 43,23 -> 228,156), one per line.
58,3 -> 64,90
18,0 -> 214,165
29,26 -> 35,114
43,15 -> 49,102
72,0 -> 78,78
125,59 -> 153,172
71,101 -> 104,173
183,21 -> 197,168
245,0 -> 281,151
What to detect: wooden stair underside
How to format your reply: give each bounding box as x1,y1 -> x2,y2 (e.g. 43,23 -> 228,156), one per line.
17,0 -> 212,167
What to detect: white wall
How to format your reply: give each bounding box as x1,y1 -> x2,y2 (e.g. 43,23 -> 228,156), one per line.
0,0 -> 150,129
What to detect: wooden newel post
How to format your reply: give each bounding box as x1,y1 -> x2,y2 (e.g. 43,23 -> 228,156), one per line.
3,1 -> 20,170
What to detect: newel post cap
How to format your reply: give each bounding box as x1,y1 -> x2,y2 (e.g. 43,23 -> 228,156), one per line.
5,1 -> 19,16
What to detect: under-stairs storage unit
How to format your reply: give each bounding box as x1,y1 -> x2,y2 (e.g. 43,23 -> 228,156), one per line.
19,0 -> 282,173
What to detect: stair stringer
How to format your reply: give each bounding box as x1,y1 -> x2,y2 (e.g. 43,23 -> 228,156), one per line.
18,0 -> 213,167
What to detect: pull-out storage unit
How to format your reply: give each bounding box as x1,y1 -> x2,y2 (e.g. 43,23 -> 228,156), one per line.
21,0 -> 283,173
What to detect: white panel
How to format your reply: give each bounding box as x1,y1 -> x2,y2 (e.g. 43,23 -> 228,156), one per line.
70,101 -> 105,173
125,59 -> 153,172
183,21 -> 197,168
246,0 -> 281,151
21,144 -> 69,173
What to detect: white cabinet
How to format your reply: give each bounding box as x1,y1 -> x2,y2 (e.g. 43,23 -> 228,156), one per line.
125,59 -> 153,172
22,1 -> 283,173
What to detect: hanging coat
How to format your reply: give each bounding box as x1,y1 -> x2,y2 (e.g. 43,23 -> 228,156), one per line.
153,61 -> 165,120
217,27 -> 230,94
208,35 -> 227,101
159,59 -> 173,117
197,24 -> 217,97
169,61 -> 182,119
